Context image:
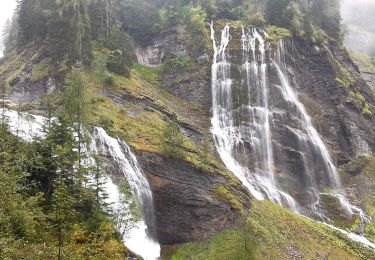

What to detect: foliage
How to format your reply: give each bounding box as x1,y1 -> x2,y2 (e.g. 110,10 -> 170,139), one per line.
107,49 -> 130,77
335,65 -> 354,89
0,121 -> 128,258
184,6 -> 211,51
121,0 -> 161,44
31,63 -> 51,82
99,115 -> 114,130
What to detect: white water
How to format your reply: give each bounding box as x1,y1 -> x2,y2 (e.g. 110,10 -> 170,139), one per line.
210,22 -> 298,210
2,110 -> 160,259
3,109 -> 47,141
210,23 -> 375,251
91,127 -> 160,260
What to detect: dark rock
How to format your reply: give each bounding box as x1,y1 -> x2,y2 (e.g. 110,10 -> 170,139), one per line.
137,152 -> 250,244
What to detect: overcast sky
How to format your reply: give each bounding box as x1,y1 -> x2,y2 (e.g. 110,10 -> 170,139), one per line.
0,0 -> 17,32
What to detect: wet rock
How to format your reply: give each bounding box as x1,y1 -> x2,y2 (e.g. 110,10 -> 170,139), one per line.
137,152 -> 250,244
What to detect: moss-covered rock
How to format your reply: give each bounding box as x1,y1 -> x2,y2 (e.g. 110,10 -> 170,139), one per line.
166,201 -> 375,259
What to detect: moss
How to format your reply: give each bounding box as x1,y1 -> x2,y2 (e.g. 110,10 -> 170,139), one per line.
31,63 -> 51,82
169,201 -> 375,259
214,186 -> 244,213
266,25 -> 292,47
132,63 -> 161,85
349,91 -> 373,116
335,65 -> 354,89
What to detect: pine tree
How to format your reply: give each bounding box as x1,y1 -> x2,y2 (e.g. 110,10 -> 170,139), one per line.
63,66 -> 88,170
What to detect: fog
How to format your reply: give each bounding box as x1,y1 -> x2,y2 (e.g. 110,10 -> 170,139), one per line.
0,0 -> 17,57
342,0 -> 375,55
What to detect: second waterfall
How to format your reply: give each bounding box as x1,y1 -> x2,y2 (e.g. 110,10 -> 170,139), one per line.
210,22 -> 356,219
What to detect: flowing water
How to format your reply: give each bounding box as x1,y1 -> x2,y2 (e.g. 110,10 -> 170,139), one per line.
2,109 -> 160,259
91,127 -> 160,260
210,23 -> 375,249
210,23 -> 298,210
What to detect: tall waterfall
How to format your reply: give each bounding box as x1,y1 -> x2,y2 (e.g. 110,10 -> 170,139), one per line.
210,22 -> 374,239
210,23 -> 298,210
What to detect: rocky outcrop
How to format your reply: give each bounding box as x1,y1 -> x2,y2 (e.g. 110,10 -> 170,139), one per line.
135,26 -> 212,107
137,152 -> 250,244
283,39 -> 375,160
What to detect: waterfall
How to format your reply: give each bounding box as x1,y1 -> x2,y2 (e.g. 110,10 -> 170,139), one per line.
210,22 -> 298,210
3,109 -> 160,259
91,127 -> 160,260
2,109 -> 47,141
210,23 -> 375,250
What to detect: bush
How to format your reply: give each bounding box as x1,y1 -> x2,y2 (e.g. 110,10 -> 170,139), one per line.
103,74 -> 115,86
99,115 -> 114,130
31,63 -> 50,82
107,50 -> 130,77
174,56 -> 190,69
246,12 -> 266,27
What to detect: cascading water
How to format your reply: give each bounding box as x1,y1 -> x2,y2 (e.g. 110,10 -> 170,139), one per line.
210,23 -> 375,250
210,22 -> 298,210
2,109 -> 160,259
91,127 -> 160,260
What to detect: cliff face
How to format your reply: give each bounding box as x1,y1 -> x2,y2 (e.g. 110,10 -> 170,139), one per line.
1,20 -> 375,256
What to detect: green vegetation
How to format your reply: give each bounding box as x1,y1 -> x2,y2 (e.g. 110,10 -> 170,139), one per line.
31,63 -> 51,82
162,120 -> 185,157
327,49 -> 374,117
266,25 -> 292,46
169,201 -> 375,259
0,119 -> 128,259
336,65 -> 354,89
184,6 -> 211,51
214,186 -> 244,213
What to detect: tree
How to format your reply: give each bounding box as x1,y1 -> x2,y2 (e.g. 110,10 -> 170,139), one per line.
56,0 -> 92,63
311,0 -> 342,41
184,5 -> 210,51
265,0 -> 292,27
63,66 -> 88,168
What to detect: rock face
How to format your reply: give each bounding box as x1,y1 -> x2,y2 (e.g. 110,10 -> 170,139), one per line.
284,39 -> 375,159
135,27 -> 188,67
137,152 -> 249,244
136,26 -> 212,107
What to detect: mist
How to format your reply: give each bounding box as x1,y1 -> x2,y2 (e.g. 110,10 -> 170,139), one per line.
342,0 -> 375,55
0,0 -> 17,57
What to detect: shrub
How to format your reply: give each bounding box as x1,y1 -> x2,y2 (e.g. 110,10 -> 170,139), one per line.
103,74 -> 115,86
31,63 -> 50,82
107,50 -> 130,77
99,115 -> 114,130
184,6 -> 210,51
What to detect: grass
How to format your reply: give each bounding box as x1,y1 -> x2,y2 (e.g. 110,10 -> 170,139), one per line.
31,63 -> 51,82
169,201 -> 375,260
